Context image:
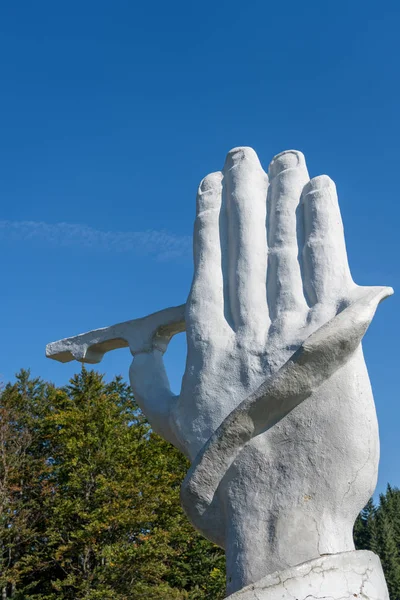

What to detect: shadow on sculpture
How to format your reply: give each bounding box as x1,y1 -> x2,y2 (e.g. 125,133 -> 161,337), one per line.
47,148 -> 393,599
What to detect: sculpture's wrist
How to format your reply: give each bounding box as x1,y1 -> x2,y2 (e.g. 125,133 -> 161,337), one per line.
129,351 -> 171,422
129,336 -> 171,356
128,352 -> 188,453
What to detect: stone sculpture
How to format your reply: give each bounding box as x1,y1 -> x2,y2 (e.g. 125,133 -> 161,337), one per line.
47,148 -> 393,599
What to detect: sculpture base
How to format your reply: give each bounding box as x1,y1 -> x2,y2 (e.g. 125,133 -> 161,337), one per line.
226,550 -> 389,599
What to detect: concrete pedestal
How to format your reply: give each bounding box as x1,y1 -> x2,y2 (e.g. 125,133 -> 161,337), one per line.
226,551 -> 389,600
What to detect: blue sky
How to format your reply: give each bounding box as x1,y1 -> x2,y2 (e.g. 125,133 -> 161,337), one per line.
0,0 -> 399,495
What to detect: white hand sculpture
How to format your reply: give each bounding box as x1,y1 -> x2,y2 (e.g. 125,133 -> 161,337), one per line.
129,148 -> 392,595
46,147 -> 392,597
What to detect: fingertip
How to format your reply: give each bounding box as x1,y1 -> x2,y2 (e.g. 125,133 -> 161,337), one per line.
302,175 -> 335,197
224,146 -> 262,171
374,285 -> 394,302
196,172 -> 223,214
199,171 -> 223,194
268,150 -> 306,180
349,285 -> 395,328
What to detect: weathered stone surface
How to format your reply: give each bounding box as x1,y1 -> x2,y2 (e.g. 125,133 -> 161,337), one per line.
47,148 -> 393,597
225,551 -> 389,600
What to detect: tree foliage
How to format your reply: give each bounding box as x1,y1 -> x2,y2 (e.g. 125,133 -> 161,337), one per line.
0,369 -> 225,599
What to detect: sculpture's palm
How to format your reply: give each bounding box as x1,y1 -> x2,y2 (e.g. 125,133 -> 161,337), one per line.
130,148 -> 392,595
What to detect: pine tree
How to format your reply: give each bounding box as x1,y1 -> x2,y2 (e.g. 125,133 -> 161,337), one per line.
376,510 -> 400,599
354,498 -> 381,555
355,488 -> 400,600
384,485 -> 400,550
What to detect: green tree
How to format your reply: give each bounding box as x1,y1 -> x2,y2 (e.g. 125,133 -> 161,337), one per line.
0,368 -> 225,599
354,498 -> 380,554
0,370 -> 58,598
377,510 -> 400,599
354,487 -> 400,600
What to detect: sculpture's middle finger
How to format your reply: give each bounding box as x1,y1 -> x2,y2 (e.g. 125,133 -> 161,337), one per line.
223,147 -> 269,342
267,150 -> 309,326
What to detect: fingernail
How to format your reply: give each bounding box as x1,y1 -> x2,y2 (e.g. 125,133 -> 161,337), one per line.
199,171 -> 222,193
224,146 -> 261,171
197,172 -> 222,213
268,150 -> 305,180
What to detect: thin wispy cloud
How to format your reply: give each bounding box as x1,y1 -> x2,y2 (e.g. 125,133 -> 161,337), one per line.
0,220 -> 192,261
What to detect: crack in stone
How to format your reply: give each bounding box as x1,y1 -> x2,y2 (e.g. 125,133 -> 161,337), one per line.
342,443 -> 372,502
227,553 -> 388,600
